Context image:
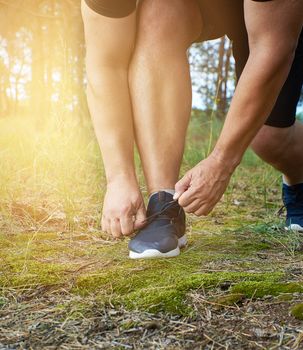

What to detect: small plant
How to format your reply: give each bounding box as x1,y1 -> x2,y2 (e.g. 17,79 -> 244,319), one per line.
290,303 -> 303,320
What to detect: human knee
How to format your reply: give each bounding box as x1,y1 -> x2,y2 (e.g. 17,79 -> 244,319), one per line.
252,125 -> 293,160
84,29 -> 133,94
85,36 -> 133,76
82,1 -> 136,73
136,0 -> 202,51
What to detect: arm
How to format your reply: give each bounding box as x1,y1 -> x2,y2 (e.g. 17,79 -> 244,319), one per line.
174,0 -> 303,215
213,0 -> 303,168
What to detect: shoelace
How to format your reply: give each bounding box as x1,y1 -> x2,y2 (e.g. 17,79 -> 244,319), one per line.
140,199 -> 179,225
277,206 -> 285,217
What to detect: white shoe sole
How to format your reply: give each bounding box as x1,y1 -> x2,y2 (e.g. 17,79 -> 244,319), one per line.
129,235 -> 187,260
285,224 -> 303,232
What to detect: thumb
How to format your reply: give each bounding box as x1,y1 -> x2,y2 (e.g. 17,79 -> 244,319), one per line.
134,205 -> 146,230
174,172 -> 192,200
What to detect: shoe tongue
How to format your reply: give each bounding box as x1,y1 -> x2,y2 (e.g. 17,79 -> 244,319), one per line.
147,191 -> 175,216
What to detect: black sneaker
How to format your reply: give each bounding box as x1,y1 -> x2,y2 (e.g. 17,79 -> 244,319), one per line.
283,182 -> 303,231
128,191 -> 187,259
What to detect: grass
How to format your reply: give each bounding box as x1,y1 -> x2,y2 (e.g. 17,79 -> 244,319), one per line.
0,111 -> 303,350
291,303 -> 303,321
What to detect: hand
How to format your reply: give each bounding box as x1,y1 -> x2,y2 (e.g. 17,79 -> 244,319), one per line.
102,178 -> 146,238
174,153 -> 235,216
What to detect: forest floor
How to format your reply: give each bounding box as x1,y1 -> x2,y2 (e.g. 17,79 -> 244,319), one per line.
0,114 -> 303,349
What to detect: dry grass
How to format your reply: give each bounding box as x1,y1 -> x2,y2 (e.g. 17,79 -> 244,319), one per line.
1,291 -> 303,349
0,113 -> 302,349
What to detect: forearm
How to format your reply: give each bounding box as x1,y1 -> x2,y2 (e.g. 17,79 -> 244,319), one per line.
87,68 -> 136,183
212,0 -> 303,171
213,49 -> 295,170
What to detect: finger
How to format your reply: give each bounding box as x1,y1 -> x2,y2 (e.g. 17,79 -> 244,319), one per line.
101,216 -> 110,234
134,206 -> 146,230
194,205 -> 212,217
101,215 -> 106,231
194,192 -> 223,216
178,186 -> 197,207
120,215 -> 134,236
183,199 -> 201,214
110,218 -> 122,239
174,172 -> 192,200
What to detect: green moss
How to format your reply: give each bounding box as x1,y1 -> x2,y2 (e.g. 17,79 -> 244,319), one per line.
290,303 -> 303,321
0,234 -> 75,288
119,320 -> 140,331
75,270 -> 282,295
213,293 -> 245,308
231,282 -> 303,298
121,289 -> 193,315
0,226 -> 295,315
74,271 -> 283,314
238,241 -> 271,252
277,293 -> 294,302
0,260 -> 70,287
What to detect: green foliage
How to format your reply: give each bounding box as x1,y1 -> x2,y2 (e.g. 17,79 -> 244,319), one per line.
277,293 -> 294,302
74,270 -> 283,315
290,303 -> 303,320
296,112 -> 303,122
240,222 -> 303,256
212,293 -> 245,307
231,282 -> 303,298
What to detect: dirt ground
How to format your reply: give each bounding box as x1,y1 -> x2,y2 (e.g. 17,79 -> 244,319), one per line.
1,289 -> 303,349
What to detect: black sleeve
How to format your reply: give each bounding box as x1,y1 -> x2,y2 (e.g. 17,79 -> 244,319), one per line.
84,0 -> 136,18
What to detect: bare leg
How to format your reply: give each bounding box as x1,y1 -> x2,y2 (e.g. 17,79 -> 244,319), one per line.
81,1 -> 146,238
129,0 -> 203,195
251,121 -> 303,185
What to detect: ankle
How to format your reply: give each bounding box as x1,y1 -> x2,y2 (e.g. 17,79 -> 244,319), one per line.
148,188 -> 175,197
283,175 -> 303,186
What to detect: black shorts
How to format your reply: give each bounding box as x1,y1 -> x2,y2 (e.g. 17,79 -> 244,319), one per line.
84,0 -> 137,18
85,0 -> 303,128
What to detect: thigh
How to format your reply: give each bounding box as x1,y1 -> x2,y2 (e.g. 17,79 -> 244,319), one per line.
196,0 -> 244,42
81,0 -> 136,72
225,1 -> 249,78
135,0 -> 203,49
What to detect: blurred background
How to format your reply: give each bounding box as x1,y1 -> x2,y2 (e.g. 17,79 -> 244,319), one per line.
0,1 -> 237,122
0,0 -> 300,233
